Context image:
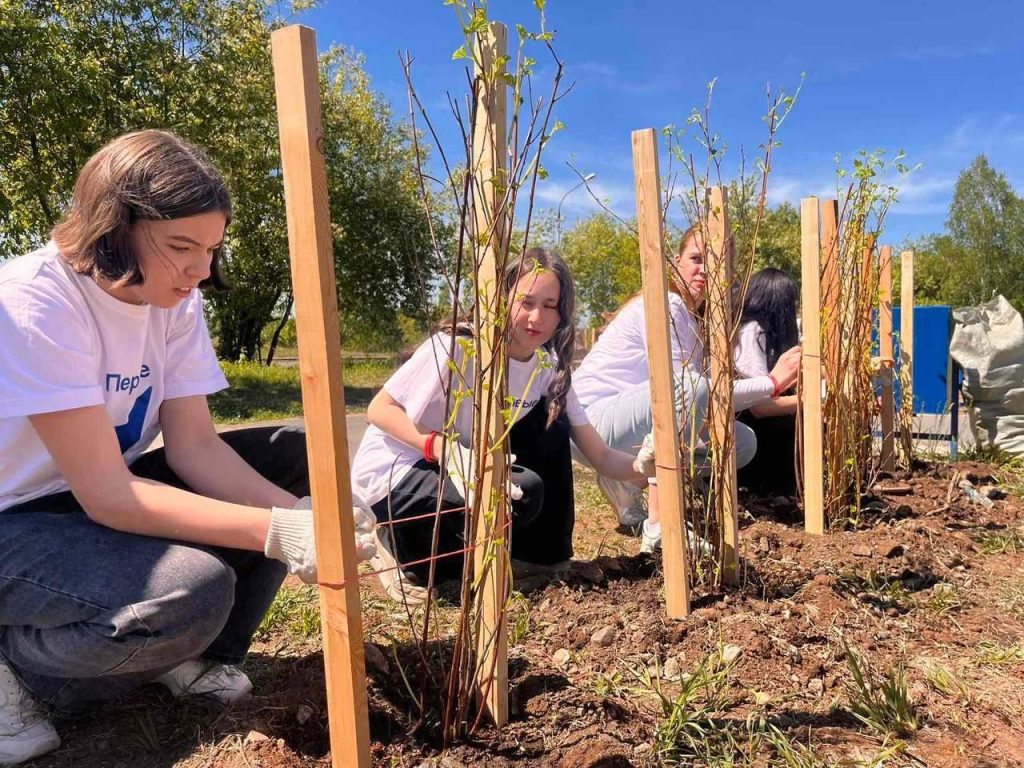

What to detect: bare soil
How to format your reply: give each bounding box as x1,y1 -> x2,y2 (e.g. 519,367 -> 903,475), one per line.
29,459 -> 1024,767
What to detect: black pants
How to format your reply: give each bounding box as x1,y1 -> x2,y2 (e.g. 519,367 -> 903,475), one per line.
370,399 -> 575,582
736,411 -> 797,495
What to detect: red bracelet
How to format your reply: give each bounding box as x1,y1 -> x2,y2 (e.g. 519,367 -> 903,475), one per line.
424,431 -> 440,463
768,374 -> 781,399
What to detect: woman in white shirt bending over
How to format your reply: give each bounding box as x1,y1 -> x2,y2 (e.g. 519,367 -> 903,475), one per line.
734,268 -> 800,496
573,227 -> 802,551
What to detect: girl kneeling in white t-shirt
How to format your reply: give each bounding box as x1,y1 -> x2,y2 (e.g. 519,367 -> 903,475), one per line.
351,248 -> 651,603
0,131 -> 374,766
734,268 -> 801,496
573,227 -> 802,551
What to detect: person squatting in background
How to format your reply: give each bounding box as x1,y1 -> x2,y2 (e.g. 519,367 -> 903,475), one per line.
350,248 -> 654,604
0,130 -> 374,766
733,267 -> 801,496
572,227 -> 802,551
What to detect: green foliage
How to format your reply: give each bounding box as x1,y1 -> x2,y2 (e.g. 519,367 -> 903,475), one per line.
843,642 -> 919,736
0,1 -> 445,360
912,155 -> 1024,311
209,358 -> 392,422
558,212 -> 641,326
255,584 -> 321,641
726,178 -> 801,278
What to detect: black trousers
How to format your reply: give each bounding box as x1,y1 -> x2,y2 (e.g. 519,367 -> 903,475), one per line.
370,399 -> 575,582
736,411 -> 797,495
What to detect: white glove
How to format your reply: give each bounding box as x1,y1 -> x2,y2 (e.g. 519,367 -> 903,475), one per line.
265,495 -> 377,584
634,432 -> 656,478
444,442 -> 522,505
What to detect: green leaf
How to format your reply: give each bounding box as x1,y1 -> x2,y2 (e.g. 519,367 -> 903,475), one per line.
452,45 -> 467,61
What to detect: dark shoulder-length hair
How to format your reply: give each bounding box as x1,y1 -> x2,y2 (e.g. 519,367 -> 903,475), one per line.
52,129 -> 231,291
740,267 -> 799,369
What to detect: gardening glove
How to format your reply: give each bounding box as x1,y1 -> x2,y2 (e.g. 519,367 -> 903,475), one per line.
445,443 -> 522,506
634,431 -> 657,478
265,496 -> 377,584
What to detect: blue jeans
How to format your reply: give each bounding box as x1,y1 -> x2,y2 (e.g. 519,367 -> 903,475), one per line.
576,376 -> 756,503
0,426 -> 308,712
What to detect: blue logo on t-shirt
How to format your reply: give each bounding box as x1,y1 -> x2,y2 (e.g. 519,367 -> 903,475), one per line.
115,386 -> 152,454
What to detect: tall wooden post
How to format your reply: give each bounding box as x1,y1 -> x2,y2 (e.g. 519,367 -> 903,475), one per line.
632,128 -> 690,618
800,198 -> 825,535
271,25 -> 370,768
471,22 -> 510,726
878,245 -> 895,473
705,186 -> 739,584
900,250 -> 915,417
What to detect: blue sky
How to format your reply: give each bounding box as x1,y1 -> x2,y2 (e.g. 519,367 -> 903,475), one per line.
289,0 -> 1024,246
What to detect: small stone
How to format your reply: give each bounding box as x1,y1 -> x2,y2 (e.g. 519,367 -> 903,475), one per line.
852,545 -> 872,557
813,573 -> 834,586
807,678 -> 824,695
634,743 -> 653,755
364,642 -> 390,675
758,536 -> 771,554
722,644 -> 742,664
552,648 -> 572,667
244,730 -> 270,744
295,703 -> 315,725
591,626 -> 617,647
663,656 -> 682,681
877,539 -> 904,558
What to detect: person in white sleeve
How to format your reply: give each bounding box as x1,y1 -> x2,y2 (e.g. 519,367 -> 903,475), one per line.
0,130 -> 374,766
734,268 -> 801,496
351,248 -> 653,604
573,226 -> 802,552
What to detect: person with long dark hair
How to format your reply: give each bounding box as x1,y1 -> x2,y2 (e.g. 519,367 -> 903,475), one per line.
352,248 -> 651,604
734,267 -> 801,495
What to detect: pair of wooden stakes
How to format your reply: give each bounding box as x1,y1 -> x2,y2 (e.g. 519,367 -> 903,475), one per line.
271,22 -> 917,768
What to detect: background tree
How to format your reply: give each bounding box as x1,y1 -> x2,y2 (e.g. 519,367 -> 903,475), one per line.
558,212 -> 640,327
913,155 -> 1024,310
0,0 -> 443,360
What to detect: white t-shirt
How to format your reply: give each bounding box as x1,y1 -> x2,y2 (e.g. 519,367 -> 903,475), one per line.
0,243 -> 228,511
351,332 -> 589,506
734,321 -> 770,378
573,293 -> 703,413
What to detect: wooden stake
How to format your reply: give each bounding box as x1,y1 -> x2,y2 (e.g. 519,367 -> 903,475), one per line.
270,25 -> 370,768
705,186 -> 739,584
632,128 -> 690,618
800,198 -> 825,535
820,200 -> 841,393
471,22 -> 510,727
878,245 -> 895,473
900,249 -> 915,416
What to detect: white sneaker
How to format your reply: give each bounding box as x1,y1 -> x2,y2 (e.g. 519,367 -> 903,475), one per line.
639,520 -> 712,557
0,660 -> 60,766
155,660 -> 253,705
640,519 -> 662,554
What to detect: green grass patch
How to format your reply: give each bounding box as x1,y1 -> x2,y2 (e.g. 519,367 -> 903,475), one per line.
209,359 -> 394,423
255,584 -> 321,641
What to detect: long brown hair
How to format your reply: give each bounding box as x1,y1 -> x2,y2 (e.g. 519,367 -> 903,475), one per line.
52,130 -> 231,290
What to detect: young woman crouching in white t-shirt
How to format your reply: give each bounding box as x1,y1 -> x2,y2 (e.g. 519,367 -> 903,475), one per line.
351,248 -> 651,604
573,227 -> 802,552
0,131 -> 374,765
734,268 -> 801,496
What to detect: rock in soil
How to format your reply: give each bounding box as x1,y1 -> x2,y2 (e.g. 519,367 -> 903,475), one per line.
590,625 -> 617,647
